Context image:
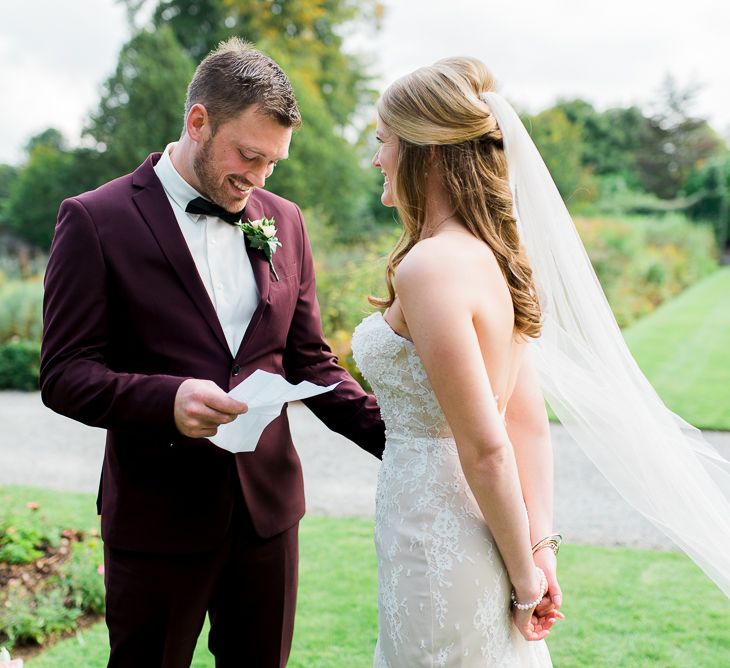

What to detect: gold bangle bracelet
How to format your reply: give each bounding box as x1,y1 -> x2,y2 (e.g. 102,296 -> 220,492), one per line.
531,534 -> 562,556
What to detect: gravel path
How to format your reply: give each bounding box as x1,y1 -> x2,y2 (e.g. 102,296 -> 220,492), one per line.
2,391 -> 729,550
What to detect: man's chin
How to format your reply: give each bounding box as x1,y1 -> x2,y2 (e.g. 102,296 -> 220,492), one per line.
226,191 -> 253,212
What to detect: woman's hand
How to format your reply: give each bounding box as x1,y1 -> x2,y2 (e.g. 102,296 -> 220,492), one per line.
511,567 -> 561,641
532,548 -> 565,627
512,603 -> 559,641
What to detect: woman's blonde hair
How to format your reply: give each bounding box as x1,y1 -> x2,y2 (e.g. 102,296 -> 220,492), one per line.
372,57 -> 541,338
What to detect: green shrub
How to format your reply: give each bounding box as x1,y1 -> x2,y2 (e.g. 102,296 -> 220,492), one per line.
0,509 -> 104,650
313,223 -> 398,385
0,510 -> 61,565
61,538 -> 106,615
576,215 -> 717,327
311,215 -> 717,384
0,587 -> 80,646
0,279 -> 43,342
0,524 -> 45,564
0,340 -> 40,391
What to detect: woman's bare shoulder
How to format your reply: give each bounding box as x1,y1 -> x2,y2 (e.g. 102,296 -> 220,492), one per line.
396,232 -> 501,293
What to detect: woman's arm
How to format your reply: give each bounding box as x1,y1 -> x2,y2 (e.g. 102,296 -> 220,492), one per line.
396,240 -> 545,625
506,350 -> 563,612
505,348 -> 553,547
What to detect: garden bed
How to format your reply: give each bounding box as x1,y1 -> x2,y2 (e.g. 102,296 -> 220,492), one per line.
0,502 -> 105,659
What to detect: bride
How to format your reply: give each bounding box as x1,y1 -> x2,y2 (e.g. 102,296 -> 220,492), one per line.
352,57 -> 730,667
353,58 -> 560,666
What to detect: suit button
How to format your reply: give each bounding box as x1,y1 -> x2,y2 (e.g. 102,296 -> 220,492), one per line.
232,364 -> 241,376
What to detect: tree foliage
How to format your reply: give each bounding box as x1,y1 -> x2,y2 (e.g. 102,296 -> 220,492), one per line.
114,0 -> 385,237
85,25 -> 195,181
636,76 -> 725,199
263,48 -> 379,241
122,0 -> 383,128
2,142 -> 104,248
555,99 -> 648,189
683,153 -> 730,249
522,107 -> 593,204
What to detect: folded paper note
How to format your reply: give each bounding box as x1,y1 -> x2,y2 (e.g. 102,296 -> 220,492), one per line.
208,370 -> 340,453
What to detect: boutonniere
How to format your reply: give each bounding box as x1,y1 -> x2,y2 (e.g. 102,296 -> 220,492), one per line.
237,216 -> 282,281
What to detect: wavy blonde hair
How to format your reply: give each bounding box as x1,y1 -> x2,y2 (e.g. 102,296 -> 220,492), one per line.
371,57 -> 542,338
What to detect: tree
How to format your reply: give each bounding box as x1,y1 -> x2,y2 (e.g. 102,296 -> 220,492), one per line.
0,165 -> 18,206
121,0 -> 383,128
683,152 -> 730,250
555,99 -> 648,189
264,48 -> 380,241
523,107 -> 593,204
635,76 -> 725,199
24,128 -> 67,154
85,25 -> 195,180
117,0 -> 386,237
3,143 -> 105,248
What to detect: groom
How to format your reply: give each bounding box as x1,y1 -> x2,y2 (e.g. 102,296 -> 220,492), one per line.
40,38 -> 384,667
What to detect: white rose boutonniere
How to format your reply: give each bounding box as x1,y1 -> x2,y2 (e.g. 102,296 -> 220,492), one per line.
237,216 -> 282,281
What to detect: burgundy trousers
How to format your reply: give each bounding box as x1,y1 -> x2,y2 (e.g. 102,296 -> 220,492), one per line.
103,493 -> 299,668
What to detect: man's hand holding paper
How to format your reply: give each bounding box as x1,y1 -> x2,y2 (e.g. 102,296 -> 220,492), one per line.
208,370 -> 341,453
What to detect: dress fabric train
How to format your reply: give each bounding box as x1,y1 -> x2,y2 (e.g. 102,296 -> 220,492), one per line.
352,312 -> 552,667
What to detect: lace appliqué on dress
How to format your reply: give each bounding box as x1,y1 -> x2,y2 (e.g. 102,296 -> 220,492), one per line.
352,313 -> 552,667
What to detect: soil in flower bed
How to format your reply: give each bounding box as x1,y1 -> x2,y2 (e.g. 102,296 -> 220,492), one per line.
0,529 -> 104,660
0,530 -> 80,595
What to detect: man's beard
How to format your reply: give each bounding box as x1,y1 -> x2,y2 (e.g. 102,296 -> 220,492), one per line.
192,137 -> 249,212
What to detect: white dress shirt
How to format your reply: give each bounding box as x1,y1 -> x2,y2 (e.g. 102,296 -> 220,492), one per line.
154,143 -> 259,356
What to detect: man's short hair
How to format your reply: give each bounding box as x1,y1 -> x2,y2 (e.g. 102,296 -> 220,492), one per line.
185,37 -> 301,132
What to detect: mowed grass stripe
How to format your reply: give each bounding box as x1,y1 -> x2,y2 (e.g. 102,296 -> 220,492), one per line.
624,267 -> 730,430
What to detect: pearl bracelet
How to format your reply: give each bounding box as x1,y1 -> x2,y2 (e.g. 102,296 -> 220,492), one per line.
511,567 -> 547,611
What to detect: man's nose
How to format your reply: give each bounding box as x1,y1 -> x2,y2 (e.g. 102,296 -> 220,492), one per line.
246,166 -> 268,188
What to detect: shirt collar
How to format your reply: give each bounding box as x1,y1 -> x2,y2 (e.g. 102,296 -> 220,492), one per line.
154,142 -> 204,217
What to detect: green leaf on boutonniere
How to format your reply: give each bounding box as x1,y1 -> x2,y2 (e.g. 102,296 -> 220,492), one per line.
236,216 -> 282,281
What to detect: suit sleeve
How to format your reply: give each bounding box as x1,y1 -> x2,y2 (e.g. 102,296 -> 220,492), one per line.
40,197 -> 186,431
282,207 -> 385,459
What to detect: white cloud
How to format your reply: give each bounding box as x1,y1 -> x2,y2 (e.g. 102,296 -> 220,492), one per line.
0,0 -> 129,163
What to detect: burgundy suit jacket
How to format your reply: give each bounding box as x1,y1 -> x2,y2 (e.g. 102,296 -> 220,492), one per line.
40,153 -> 385,553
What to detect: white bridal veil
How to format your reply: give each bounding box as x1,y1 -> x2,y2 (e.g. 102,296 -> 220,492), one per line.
482,92 -> 730,598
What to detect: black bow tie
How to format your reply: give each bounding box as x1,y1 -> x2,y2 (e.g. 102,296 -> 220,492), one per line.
185,197 -> 245,225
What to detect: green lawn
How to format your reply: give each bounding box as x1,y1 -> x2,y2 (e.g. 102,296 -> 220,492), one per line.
624,266 -> 730,430
2,485 -> 726,668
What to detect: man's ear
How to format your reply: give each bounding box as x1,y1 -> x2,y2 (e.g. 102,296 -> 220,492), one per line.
185,103 -> 210,143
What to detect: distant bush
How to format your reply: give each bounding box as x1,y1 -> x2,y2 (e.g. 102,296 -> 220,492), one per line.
312,215 -> 718,382
0,279 -> 43,342
0,340 -> 40,391
576,215 -> 717,327
311,216 -> 398,385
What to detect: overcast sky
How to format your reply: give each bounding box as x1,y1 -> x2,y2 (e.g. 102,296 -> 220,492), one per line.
2,0 -> 729,164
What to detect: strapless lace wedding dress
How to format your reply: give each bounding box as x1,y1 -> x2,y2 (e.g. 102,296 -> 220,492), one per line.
352,312 -> 552,667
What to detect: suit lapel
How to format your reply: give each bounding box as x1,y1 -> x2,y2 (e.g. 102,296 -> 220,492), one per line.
131,156 -> 232,358
241,196 -> 271,304
234,195 -> 271,360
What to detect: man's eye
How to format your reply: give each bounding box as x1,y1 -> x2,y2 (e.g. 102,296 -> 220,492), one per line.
241,152 -> 256,161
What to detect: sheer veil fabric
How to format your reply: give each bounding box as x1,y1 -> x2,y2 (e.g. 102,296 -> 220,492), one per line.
481,92 -> 730,598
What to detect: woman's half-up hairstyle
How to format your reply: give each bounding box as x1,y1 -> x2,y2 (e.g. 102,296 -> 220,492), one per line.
372,57 -> 542,338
